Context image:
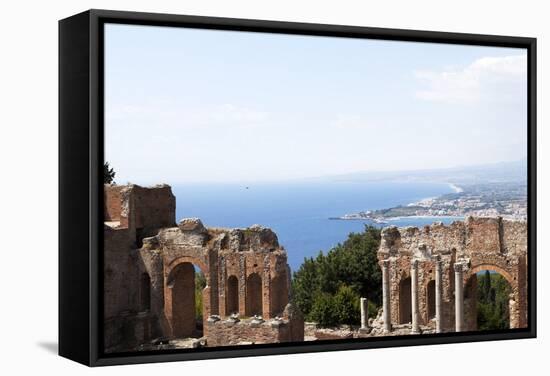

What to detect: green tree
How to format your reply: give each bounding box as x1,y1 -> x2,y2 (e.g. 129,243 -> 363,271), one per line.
291,225 -> 381,325
477,273 -> 511,330
309,293 -> 339,327
478,270 -> 491,303
290,257 -> 319,317
333,285 -> 361,326
331,226 -> 382,303
104,162 -> 116,184
492,275 -> 510,327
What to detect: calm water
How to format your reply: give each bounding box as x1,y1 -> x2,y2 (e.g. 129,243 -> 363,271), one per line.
173,181 -> 462,272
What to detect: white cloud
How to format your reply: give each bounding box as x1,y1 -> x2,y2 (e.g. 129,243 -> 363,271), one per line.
414,54 -> 527,104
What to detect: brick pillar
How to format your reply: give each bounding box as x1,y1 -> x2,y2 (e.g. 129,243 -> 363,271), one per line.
411,259 -> 420,334
238,254 -> 246,316
516,254 -> 528,329
262,255 -> 272,319
218,256 -> 227,317
164,284 -> 175,337
435,256 -> 443,333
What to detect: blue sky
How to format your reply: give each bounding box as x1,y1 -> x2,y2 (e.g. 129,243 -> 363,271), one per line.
104,23 -> 527,185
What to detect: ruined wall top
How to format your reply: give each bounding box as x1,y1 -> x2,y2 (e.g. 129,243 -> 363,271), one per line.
104,183 -> 176,230
378,216 -> 527,261
105,183 -> 284,258
145,218 -> 282,254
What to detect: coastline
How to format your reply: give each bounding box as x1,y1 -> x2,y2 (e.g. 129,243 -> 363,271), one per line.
330,181 -> 463,222
329,178 -> 526,223
173,180 -> 463,271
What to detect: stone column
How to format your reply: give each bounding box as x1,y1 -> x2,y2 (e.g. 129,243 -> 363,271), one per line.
360,297 -> 368,329
435,256 -> 443,333
411,260 -> 420,334
381,259 -> 392,333
454,262 -> 465,332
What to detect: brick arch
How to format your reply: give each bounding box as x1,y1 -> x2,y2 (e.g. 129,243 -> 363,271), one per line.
168,262 -> 197,337
396,264 -> 411,284
398,269 -> 410,280
426,279 -> 436,319
226,275 -> 239,315
166,255 -> 209,279
398,276 -> 412,324
246,272 -> 263,317
468,263 -> 514,287
464,263 -> 518,331
164,256 -> 210,339
388,265 -> 413,325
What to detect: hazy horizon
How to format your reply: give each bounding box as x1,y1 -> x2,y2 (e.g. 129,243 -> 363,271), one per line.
107,158 -> 526,187
104,23 -> 527,186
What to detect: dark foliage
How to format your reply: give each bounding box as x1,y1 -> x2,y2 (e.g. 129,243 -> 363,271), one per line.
103,162 -> 116,184
477,271 -> 511,330
291,226 -> 381,327
104,162 -> 116,184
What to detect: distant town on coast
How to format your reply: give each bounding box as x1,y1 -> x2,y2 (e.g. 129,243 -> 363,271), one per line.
329,159 -> 527,223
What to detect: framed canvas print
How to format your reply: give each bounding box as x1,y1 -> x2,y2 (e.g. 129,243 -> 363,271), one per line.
59,9 -> 536,366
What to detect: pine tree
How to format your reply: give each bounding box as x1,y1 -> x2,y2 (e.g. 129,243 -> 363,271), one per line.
477,272 -> 511,330
104,162 -> 116,184
482,270 -> 491,302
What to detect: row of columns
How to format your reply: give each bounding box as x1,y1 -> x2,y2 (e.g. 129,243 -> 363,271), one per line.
380,257 -> 468,334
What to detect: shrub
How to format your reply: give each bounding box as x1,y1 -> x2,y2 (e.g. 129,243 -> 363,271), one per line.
309,293 -> 339,327
334,285 -> 360,326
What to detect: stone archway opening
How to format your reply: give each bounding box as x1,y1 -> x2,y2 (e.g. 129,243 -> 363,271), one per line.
426,280 -> 436,320
469,269 -> 512,331
170,262 -> 206,338
399,277 -> 412,324
246,273 -> 263,317
226,275 -> 239,315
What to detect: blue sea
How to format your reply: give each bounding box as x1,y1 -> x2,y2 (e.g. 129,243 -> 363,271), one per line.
173,181 -> 463,272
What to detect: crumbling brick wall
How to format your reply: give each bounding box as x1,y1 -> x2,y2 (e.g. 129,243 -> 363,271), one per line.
104,185 -> 123,222
205,318 -> 291,347
103,184 -> 303,352
132,185 -> 176,231
377,217 -> 528,333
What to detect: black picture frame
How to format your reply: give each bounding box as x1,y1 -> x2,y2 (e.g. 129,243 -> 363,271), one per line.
59,9 -> 537,367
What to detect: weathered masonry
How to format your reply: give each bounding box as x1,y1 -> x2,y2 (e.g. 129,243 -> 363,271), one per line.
377,217 -> 528,334
104,184 -> 303,352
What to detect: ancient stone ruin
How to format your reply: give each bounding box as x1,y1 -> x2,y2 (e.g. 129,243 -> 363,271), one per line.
376,217 -> 528,334
104,184 -> 304,352
103,183 -> 528,350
